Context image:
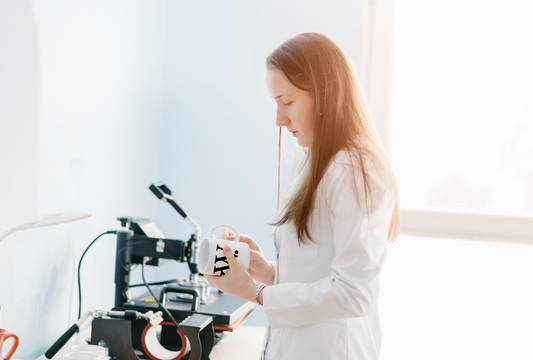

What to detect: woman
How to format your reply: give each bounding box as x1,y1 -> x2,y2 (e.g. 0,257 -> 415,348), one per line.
204,32 -> 399,360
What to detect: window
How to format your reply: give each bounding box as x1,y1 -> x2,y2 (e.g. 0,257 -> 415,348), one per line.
390,0 -> 533,215
364,0 -> 533,240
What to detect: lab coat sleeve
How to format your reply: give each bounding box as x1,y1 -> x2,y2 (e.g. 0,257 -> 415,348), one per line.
262,160 -> 394,329
269,260 -> 278,285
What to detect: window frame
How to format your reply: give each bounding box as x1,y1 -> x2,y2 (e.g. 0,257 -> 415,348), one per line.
361,0 -> 533,243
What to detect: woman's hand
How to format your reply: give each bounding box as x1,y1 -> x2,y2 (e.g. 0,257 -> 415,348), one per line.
220,229 -> 275,285
204,246 -> 260,302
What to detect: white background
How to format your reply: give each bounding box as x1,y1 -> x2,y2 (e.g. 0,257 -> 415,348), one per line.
390,0 -> 533,214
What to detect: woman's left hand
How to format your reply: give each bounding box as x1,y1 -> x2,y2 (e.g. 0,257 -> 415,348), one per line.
204,246 -> 259,302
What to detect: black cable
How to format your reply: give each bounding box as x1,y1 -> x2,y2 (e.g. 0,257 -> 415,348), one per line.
128,279 -> 180,288
78,232 -> 182,331
115,240 -> 184,314
141,257 -> 180,329
122,279 -> 180,300
77,230 -> 117,320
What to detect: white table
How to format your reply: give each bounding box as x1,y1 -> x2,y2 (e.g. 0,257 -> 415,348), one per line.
36,325 -> 266,360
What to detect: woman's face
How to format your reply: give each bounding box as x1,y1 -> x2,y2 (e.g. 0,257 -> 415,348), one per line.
266,68 -> 314,148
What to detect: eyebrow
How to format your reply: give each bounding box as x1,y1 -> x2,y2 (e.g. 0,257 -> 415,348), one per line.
274,94 -> 289,99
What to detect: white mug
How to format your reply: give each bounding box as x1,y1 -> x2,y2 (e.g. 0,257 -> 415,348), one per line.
198,225 -> 250,276
71,345 -> 106,357
64,352 -> 101,360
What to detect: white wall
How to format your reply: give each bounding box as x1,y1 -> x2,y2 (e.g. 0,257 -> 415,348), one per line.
0,1 -> 369,357
0,1 -> 168,358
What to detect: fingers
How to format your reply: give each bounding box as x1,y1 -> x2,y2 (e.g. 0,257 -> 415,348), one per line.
221,231 -> 260,253
204,273 -> 226,287
239,234 -> 260,251
223,246 -> 240,267
236,234 -> 253,245
203,274 -> 217,287
220,228 -> 235,240
249,249 -> 260,258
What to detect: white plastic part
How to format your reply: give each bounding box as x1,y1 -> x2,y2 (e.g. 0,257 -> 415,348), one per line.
75,312 -> 91,328
70,345 -> 105,357
22,211 -> 93,229
0,211 -> 93,243
185,217 -> 201,239
64,353 -> 100,360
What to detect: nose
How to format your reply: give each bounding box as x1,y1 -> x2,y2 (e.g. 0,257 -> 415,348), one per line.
275,105 -> 290,128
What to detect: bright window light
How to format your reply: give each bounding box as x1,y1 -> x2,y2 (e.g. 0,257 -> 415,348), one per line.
390,0 -> 533,215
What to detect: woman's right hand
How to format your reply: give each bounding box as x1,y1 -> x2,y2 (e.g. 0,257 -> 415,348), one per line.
219,228 -> 275,285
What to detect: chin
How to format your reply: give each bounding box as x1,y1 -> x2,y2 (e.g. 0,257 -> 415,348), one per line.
297,139 -> 310,148
292,133 -> 311,148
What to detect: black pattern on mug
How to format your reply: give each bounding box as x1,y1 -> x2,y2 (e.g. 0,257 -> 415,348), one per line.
213,243 -> 239,275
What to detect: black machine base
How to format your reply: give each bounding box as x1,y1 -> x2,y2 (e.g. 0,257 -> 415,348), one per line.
121,285 -> 254,356
90,318 -> 140,360
88,314 -> 215,360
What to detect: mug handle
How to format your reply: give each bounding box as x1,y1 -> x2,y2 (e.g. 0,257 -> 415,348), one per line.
209,225 -> 240,242
1,332 -> 19,360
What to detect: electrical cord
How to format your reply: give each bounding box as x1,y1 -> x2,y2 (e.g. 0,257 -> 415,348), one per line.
77,230 -> 117,320
115,240 -> 182,329
116,240 -> 184,302
121,279 -> 181,300
141,257 -> 180,329
123,278 -> 181,300
77,231 -> 182,331
117,240 -> 183,310
128,279 -> 180,288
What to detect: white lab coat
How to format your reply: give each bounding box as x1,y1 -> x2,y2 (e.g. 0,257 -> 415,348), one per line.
260,150 -> 395,360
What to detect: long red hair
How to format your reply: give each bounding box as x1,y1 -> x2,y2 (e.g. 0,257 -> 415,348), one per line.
268,33 -> 400,243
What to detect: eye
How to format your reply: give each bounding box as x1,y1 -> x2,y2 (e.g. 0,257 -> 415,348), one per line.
283,102 -> 293,107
